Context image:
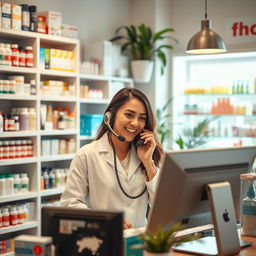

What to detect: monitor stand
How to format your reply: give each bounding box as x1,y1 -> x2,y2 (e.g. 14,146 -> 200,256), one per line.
173,181 -> 250,256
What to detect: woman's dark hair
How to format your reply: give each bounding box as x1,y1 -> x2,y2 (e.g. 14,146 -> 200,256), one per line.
96,88 -> 163,167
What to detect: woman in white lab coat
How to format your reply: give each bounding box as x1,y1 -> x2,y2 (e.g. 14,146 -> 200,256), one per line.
61,88 -> 163,228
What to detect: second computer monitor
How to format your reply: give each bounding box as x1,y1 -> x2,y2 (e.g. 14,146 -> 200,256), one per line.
147,146 -> 256,233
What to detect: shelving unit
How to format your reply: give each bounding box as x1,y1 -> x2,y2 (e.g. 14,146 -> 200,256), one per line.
172,51 -> 256,149
0,28 -> 133,241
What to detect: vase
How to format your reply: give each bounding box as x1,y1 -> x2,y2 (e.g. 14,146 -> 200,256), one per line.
131,60 -> 154,83
143,251 -> 172,256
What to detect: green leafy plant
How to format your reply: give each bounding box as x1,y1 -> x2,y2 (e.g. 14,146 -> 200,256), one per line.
175,118 -> 217,149
156,98 -> 172,145
131,222 -> 200,253
110,24 -> 177,74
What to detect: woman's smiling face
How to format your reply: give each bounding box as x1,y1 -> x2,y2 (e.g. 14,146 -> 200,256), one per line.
113,98 -> 147,142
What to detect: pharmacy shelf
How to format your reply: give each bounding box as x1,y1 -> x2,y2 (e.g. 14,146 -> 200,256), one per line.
40,130 -> 77,136
182,114 -> 256,117
0,27 -> 37,39
0,157 -> 38,166
0,95 -> 37,101
40,96 -> 77,102
39,33 -> 79,45
40,69 -> 78,77
0,192 -> 38,204
40,153 -> 75,162
79,98 -> 110,104
182,93 -> 256,96
80,73 -> 133,83
40,188 -> 64,197
0,66 -> 37,74
1,252 -> 14,256
0,221 -> 38,235
0,131 -> 38,138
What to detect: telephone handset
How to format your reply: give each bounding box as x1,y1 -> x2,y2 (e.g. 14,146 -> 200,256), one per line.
133,133 -> 145,147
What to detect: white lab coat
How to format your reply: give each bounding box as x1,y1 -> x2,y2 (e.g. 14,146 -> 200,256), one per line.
60,132 -> 160,228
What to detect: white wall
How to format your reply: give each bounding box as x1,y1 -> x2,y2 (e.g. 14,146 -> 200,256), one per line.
169,0 -> 256,53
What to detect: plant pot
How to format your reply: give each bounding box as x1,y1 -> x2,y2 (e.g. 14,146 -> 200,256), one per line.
131,60 -> 154,83
143,251 -> 172,256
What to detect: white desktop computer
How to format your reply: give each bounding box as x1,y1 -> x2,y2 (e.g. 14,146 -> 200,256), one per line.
147,146 -> 256,256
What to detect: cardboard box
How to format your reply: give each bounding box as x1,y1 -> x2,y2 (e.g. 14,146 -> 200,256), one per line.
61,24 -> 78,38
37,11 -> 62,36
1,2 -> 11,29
11,4 -> 21,30
123,227 -> 145,256
15,235 -> 52,256
80,114 -> 103,136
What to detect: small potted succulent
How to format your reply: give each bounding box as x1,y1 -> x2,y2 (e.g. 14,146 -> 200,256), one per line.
110,24 -> 177,83
131,222 -> 200,256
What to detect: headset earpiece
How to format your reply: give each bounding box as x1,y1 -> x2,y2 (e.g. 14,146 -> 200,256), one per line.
104,112 -> 112,125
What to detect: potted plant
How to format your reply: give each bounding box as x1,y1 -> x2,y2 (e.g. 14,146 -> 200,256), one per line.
131,222 -> 200,256
110,24 -> 177,83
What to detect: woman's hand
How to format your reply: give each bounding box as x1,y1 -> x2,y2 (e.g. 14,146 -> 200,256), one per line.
136,130 -> 157,180
123,219 -> 132,229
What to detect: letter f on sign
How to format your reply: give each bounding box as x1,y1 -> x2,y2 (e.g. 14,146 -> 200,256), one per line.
232,22 -> 239,37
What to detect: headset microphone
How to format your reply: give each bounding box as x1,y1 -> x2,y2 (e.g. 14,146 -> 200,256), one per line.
104,112 -> 125,142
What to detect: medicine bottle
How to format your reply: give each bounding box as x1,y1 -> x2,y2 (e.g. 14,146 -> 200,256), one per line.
5,173 -> 14,195
28,107 -> 36,130
20,173 -> 29,192
30,79 -> 36,95
21,4 -> 30,31
0,174 -> 6,196
0,111 -> 3,132
17,205 -> 24,224
19,108 -> 29,130
25,46 -> 33,67
11,44 -> 19,67
4,44 -> 12,66
13,174 -> 21,193
10,206 -> 18,226
0,43 -> 5,65
29,5 -> 37,32
0,141 -> 3,160
240,173 -> 256,236
19,47 -> 26,67
2,207 -> 10,227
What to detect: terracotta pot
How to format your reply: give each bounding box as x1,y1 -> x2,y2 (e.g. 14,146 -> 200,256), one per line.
143,251 -> 172,256
131,60 -> 154,83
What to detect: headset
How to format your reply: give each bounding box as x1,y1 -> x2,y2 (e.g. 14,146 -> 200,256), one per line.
104,111 -> 145,146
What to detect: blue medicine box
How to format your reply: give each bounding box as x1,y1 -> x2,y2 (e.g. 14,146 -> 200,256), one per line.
80,114 -> 103,136
123,227 -> 144,256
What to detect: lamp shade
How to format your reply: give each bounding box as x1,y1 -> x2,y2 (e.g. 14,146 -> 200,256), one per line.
186,19 -> 227,54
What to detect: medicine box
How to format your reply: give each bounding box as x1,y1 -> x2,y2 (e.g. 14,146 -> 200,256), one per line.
61,24 -> 78,38
15,235 -> 52,256
1,2 -> 11,29
80,114 -> 103,136
37,11 -> 62,36
41,139 -> 51,156
11,4 -> 21,30
123,227 -> 145,256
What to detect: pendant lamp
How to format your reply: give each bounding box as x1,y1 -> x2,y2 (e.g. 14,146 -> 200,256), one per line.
186,0 -> 227,54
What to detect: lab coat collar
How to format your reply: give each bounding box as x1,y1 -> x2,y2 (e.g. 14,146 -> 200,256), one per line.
98,133 -> 141,179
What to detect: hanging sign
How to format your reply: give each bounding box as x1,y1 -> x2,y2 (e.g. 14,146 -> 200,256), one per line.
226,16 -> 256,43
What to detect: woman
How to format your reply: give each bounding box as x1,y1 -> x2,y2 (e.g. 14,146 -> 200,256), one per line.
61,88 -> 163,229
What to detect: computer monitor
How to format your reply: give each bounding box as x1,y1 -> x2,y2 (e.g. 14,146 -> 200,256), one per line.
42,206 -> 123,256
147,146 -> 256,234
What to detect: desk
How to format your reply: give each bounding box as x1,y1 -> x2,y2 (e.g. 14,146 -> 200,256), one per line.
173,237 -> 256,256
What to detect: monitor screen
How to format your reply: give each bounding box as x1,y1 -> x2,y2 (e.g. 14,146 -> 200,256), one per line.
146,146 -> 256,234
42,206 -> 123,256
